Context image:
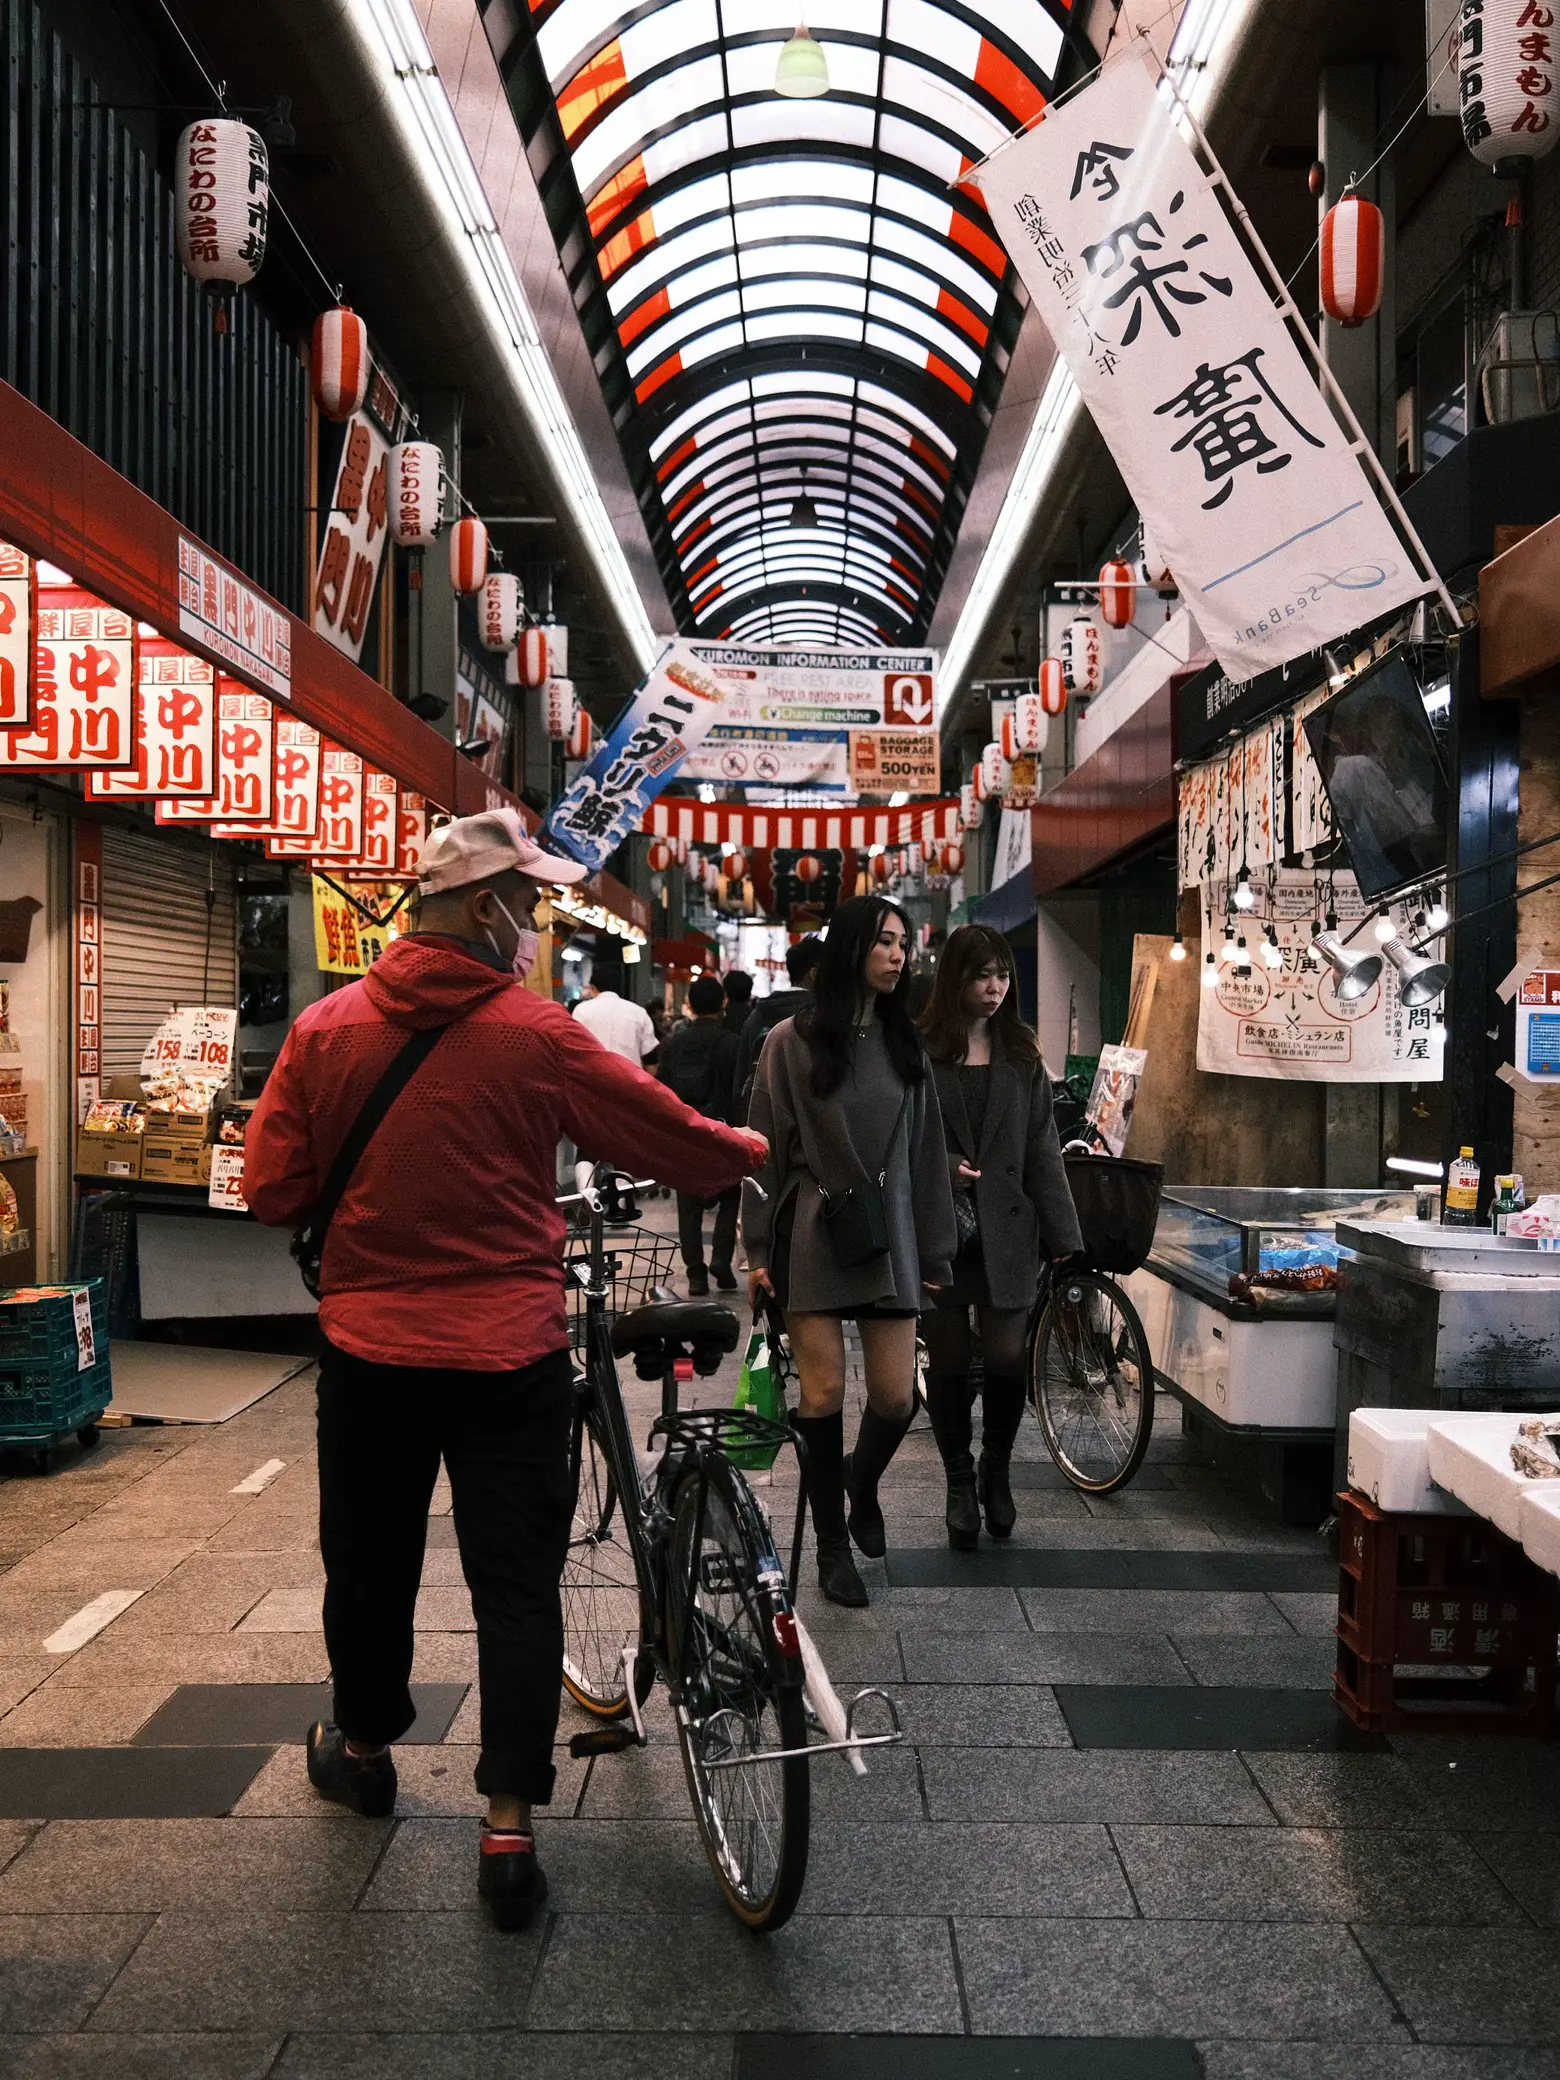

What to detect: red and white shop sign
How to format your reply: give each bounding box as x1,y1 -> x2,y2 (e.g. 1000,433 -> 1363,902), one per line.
74,824 -> 103,1115
396,791 -> 428,877
177,536 -> 291,700
155,687 -> 274,823
313,410 -> 390,665
0,599 -> 135,769
86,643 -> 216,801
210,718 -> 321,842
330,769 -> 398,873
269,746 -> 362,858
0,543 -> 34,729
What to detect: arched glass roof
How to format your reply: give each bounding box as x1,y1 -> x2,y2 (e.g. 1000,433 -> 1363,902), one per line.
484,0 -> 1076,645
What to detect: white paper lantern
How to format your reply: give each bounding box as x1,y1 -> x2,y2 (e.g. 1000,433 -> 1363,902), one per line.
311,306 -> 369,422
545,678 -> 577,741
542,624 -> 569,678
448,517 -> 488,595
980,742 -> 1010,797
1013,690 -> 1049,755
1140,525 -> 1175,591
1459,0 -> 1560,170
1037,657 -> 1067,716
479,573 -> 522,652
1061,614 -> 1103,695
389,442 -> 444,548
960,782 -> 983,831
175,120 -> 269,324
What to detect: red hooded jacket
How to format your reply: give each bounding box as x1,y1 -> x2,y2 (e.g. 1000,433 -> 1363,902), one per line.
244,934 -> 758,1369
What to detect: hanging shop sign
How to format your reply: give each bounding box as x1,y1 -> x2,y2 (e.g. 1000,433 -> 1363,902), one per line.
1177,650 -> 1328,762
354,770 -> 398,875
0,544 -> 32,728
73,824 -> 101,1119
85,643 -> 216,802
0,596 -> 135,769
396,792 -> 428,877
177,537 -> 291,699
312,875 -> 399,976
972,57 -> 1431,681
1177,710 -> 1285,889
1196,870 -> 1445,1081
312,409 -> 391,664
846,729 -> 941,795
676,645 -> 939,790
992,805 -> 1034,890
266,744 -> 364,862
210,718 -> 322,843
155,687 -> 274,823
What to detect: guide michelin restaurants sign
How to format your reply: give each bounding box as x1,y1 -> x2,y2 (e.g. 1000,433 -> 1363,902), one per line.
971,57 -> 1430,682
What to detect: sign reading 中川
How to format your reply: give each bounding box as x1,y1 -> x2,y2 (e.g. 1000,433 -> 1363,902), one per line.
972,58 -> 1430,682
313,410 -> 392,664
1197,870 -> 1444,1081
677,647 -> 938,792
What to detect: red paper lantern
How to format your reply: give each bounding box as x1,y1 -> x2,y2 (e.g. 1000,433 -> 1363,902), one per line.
565,706 -> 593,762
868,852 -> 891,884
1038,657 -> 1067,716
647,839 -> 674,873
722,850 -> 748,882
1319,193 -> 1384,327
311,305 -> 369,422
1099,558 -> 1137,629
448,516 -> 488,595
942,841 -> 964,876
794,853 -> 823,883
999,713 -> 1019,762
515,624 -> 548,688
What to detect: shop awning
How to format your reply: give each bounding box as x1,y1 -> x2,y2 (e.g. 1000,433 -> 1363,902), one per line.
0,376 -> 526,823
644,795 -> 962,850
653,936 -> 719,973
1032,680 -> 1176,896
974,868 -> 1036,933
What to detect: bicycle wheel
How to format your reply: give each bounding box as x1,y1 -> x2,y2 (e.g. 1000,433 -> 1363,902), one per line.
665,1453 -> 809,1929
1031,1268 -> 1156,1494
561,1393 -> 641,1716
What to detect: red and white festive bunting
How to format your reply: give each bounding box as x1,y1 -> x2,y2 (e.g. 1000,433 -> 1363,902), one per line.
311,306 -> 369,422
1098,558 -> 1137,628
175,120 -> 269,301
480,573 -> 522,652
1319,194 -> 1384,326
448,516 -> 488,595
645,796 -> 964,852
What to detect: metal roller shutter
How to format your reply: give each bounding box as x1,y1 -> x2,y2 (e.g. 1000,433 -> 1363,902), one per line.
100,827 -> 239,1081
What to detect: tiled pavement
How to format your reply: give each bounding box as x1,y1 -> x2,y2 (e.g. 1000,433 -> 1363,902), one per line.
0,1205 -> 1558,2074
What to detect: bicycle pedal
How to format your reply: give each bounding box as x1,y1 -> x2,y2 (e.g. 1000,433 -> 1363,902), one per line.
568,1723 -> 643,1758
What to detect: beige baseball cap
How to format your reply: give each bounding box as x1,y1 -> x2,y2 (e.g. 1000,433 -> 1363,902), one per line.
418,807 -> 590,893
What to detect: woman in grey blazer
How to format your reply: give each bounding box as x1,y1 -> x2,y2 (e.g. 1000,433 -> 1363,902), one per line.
919,925 -> 1084,1547
745,897 -> 956,1609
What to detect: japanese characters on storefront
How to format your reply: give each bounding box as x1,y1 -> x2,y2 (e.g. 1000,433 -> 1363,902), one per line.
312,367 -> 403,664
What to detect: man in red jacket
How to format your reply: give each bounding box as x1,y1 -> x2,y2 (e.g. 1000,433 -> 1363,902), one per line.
245,807 -> 764,1929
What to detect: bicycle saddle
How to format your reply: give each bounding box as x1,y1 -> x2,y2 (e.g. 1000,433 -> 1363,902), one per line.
611,1300 -> 739,1378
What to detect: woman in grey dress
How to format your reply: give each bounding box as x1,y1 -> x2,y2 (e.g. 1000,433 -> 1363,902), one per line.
745,897 -> 956,1608
919,925 -> 1084,1547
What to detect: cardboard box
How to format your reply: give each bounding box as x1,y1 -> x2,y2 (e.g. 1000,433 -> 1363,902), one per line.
77,1112 -> 145,1179
140,1106 -> 209,1147
140,1139 -> 210,1185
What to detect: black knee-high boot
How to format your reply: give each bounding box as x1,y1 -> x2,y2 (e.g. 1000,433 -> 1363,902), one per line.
843,1405 -> 913,1560
978,1372 -> 1027,1539
923,1372 -> 980,1551
792,1411 -> 867,1608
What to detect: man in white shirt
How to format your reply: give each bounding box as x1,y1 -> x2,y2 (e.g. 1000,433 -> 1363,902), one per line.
573,984 -> 658,1066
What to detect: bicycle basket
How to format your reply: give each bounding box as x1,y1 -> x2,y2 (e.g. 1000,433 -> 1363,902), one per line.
564,1225 -> 683,1351
1063,1153 -> 1163,1275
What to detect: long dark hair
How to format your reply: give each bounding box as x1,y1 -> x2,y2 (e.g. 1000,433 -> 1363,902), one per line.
918,923 -> 1041,1068
798,895 -> 925,1097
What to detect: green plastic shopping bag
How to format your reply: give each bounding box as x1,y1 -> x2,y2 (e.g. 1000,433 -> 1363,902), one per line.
728,1309 -> 786,1470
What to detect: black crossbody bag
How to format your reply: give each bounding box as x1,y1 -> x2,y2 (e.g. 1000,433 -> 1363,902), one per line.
819,1087 -> 910,1269
290,1021 -> 455,1300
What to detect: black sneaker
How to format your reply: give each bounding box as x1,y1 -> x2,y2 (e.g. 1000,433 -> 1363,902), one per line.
477,1826 -> 549,1930
306,1721 -> 397,1817
686,1269 -> 710,1296
711,1263 -> 739,1291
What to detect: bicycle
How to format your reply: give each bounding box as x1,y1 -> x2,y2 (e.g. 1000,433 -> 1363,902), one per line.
556,1164 -> 900,1930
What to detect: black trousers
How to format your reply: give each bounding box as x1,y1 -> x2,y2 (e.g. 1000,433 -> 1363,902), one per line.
315,1337 -> 575,1802
676,1186 -> 739,1274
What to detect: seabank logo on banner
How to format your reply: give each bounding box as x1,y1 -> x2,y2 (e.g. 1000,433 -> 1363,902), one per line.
973,57 -> 1429,682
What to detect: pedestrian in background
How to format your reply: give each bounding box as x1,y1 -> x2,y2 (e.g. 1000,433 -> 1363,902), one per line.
573,979 -> 659,1066
722,968 -> 754,1034
659,972 -> 743,1292
918,924 -> 1082,1547
745,897 -> 955,1608
735,934 -> 822,1109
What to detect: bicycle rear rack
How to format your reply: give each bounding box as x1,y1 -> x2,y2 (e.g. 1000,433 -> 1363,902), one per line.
651,1407 -> 792,1457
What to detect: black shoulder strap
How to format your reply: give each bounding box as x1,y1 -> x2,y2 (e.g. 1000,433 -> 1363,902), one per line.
304,1020 -> 453,1250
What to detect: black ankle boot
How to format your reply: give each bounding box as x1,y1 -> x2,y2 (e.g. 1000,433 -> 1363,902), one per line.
978,1371 -> 1027,1540
924,1373 -> 980,1550
844,1405 -> 912,1559
793,1412 -> 868,1608
945,1460 -> 981,1550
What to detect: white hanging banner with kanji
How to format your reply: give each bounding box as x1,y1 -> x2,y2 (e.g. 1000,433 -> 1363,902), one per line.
313,410 -> 390,663
972,57 -> 1429,682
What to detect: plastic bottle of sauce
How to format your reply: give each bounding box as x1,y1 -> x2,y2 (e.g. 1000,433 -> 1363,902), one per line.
1444,1147 -> 1480,1227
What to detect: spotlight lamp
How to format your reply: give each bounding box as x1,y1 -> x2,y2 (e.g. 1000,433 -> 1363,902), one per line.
1383,933 -> 1450,1008
1315,929 -> 1383,1003
1373,905 -> 1398,944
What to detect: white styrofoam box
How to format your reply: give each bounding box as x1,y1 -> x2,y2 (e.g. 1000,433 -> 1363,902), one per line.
1519,1483 -> 1560,1579
1124,1268 -> 1337,1428
1346,1407 -> 1469,1515
1425,1412 -> 1560,1539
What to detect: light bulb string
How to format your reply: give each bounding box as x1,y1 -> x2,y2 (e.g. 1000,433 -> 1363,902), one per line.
1338,825 -> 1560,947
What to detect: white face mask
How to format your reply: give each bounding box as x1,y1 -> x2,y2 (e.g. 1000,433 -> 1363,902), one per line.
484,895 -> 539,982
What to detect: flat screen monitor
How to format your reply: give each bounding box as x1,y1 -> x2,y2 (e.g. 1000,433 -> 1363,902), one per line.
1302,651 -> 1448,899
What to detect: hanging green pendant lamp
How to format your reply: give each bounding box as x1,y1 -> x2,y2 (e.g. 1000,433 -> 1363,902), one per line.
775,24 -> 830,97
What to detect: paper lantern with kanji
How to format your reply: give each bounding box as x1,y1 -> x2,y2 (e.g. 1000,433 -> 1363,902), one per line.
794,853 -> 823,884
514,623 -> 547,687
1459,1 -> 1560,170
1037,657 -> 1067,716
647,839 -> 674,873
1140,526 -> 1174,591
1319,193 -> 1384,326
1061,614 -> 1102,695
311,306 -> 369,422
722,849 -> 748,882
175,120 -> 269,326
1099,558 -> 1137,629
479,574 -> 522,652
448,517 -> 488,595
1013,690 -> 1049,754
544,678 -> 577,741
566,706 -> 593,762
389,443 -> 444,548
960,782 -> 982,831
979,741 -> 1010,798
